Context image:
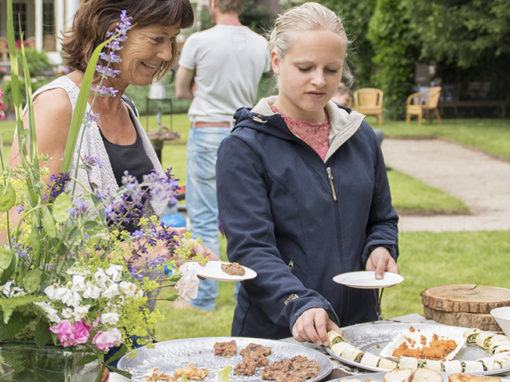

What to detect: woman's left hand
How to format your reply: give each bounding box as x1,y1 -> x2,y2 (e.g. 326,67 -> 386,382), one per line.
366,247 -> 399,280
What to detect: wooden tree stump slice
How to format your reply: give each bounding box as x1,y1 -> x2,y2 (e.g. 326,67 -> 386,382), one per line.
421,284 -> 510,314
423,307 -> 502,331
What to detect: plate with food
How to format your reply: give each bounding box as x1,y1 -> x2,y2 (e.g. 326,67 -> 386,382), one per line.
195,261 -> 257,282
332,271 -> 404,289
329,368 -> 510,382
326,323 -> 510,375
117,337 -> 332,381
379,326 -> 466,361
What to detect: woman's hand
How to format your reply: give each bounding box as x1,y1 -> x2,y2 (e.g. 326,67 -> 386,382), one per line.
366,246 -> 399,280
291,308 -> 342,346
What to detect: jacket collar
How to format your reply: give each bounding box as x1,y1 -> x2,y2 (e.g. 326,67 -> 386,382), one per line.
251,96 -> 366,162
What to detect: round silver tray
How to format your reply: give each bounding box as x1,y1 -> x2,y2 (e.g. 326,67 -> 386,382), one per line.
328,372 -> 510,382
118,336 -> 332,381
326,322 -> 510,375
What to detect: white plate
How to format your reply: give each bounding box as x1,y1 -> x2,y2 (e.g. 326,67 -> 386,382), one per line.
329,371 -> 510,382
195,261 -> 257,282
332,271 -> 404,289
117,337 -> 332,382
325,322 -> 510,376
379,327 -> 467,361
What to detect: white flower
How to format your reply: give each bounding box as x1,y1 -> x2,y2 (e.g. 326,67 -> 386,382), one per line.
105,264 -> 123,282
119,281 -> 138,297
94,268 -> 108,289
62,307 -> 74,319
176,262 -> 199,301
73,305 -> 91,321
61,289 -> 82,308
72,275 -> 86,292
34,302 -> 61,323
102,283 -> 120,298
44,283 -> 68,300
83,281 -> 101,299
3,281 -> 26,297
101,312 -> 120,325
2,281 -> 12,297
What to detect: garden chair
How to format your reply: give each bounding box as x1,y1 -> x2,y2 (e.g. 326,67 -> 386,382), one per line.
353,88 -> 384,125
406,86 -> 442,126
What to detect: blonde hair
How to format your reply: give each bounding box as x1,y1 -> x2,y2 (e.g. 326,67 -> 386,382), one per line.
269,2 -> 352,83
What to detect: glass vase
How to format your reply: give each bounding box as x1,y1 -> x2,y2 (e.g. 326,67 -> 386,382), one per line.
0,341 -> 102,382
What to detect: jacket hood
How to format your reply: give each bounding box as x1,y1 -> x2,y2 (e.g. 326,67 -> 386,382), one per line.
233,96 -> 366,162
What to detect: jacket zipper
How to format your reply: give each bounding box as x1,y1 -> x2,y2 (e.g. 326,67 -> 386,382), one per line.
326,167 -> 338,201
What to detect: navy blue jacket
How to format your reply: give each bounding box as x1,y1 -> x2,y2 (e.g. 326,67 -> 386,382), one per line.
216,98 -> 399,339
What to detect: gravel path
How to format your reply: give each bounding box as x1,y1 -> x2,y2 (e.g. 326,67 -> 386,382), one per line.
381,138 -> 510,232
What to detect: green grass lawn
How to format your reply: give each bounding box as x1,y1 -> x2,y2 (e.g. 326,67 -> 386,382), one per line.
155,230 -> 510,340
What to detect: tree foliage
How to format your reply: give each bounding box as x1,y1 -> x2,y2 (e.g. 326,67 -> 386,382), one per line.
367,0 -> 418,119
314,0 -> 376,87
401,0 -> 510,69
240,0 -> 275,35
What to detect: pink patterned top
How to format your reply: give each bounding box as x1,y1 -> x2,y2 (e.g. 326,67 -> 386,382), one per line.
271,105 -> 330,161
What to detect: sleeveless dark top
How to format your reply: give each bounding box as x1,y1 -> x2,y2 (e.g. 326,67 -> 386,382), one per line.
100,116 -> 154,186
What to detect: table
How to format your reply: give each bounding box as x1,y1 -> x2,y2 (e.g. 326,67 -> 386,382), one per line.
110,314 -> 510,381
145,130 -> 180,163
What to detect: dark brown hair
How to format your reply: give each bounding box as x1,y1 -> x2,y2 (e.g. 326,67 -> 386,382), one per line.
61,0 -> 194,78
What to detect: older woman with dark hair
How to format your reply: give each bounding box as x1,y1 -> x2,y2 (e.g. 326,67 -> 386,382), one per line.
8,0 -> 198,218
7,0 -> 215,252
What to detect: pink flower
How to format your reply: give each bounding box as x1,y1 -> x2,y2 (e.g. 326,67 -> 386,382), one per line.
0,89 -> 6,120
73,320 -> 91,345
92,328 -> 123,352
49,319 -> 91,347
50,320 -> 74,347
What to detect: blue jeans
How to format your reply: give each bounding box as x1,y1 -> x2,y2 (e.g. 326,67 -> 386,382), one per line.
187,125 -> 231,310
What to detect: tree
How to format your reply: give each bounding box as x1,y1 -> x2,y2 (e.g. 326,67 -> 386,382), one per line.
401,0 -> 510,69
401,0 -> 510,101
240,0 -> 276,35
367,0 -> 418,119
315,0 -> 377,87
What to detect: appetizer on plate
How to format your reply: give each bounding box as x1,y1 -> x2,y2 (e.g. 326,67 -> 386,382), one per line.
327,330 -> 398,371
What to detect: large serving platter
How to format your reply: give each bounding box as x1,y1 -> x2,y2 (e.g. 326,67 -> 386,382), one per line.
328,371 -> 510,382
117,336 -> 332,381
326,322 -> 510,376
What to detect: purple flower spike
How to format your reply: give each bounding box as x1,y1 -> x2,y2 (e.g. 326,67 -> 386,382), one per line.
95,65 -> 121,78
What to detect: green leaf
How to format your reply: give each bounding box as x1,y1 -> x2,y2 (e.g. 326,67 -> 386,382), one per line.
214,366 -> 232,382
0,247 -> 13,270
0,310 -> 28,340
83,220 -> 102,232
61,36 -> 115,173
0,183 -> 16,212
23,268 -> 42,293
76,353 -> 97,366
29,228 -> 41,261
0,250 -> 16,285
41,206 -> 57,238
34,318 -> 52,347
0,295 -> 43,325
53,193 -> 72,223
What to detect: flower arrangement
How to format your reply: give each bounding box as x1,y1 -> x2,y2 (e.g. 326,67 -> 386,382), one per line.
0,2 -> 204,381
